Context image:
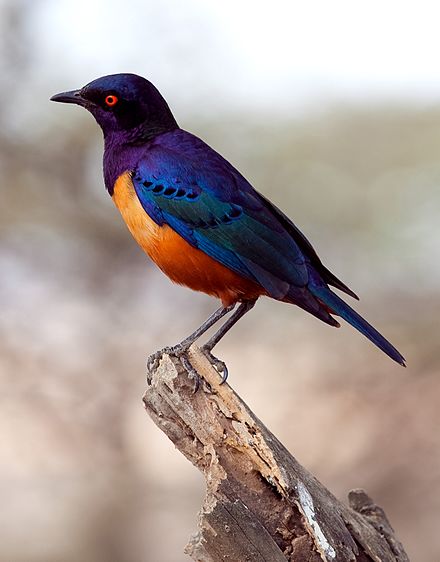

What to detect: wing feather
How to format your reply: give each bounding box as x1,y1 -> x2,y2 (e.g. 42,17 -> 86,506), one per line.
132,159 -> 309,299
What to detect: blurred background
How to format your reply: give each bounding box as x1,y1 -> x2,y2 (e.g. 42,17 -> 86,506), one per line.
1,0 -> 439,560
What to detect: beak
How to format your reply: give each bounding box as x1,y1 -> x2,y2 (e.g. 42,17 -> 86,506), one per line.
50,89 -> 87,106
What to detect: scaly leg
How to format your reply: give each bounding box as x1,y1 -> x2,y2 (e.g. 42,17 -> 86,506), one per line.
201,299 -> 257,383
147,303 -> 236,382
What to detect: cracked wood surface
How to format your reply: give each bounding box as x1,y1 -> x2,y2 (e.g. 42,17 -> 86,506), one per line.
143,346 -> 409,562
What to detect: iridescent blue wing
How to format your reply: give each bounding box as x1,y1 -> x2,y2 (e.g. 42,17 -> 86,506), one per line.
131,148 -> 308,299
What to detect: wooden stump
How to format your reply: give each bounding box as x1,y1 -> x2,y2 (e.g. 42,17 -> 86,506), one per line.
143,346 -> 409,562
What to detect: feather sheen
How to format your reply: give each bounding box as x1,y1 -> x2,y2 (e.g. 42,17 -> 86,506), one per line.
112,172 -> 264,306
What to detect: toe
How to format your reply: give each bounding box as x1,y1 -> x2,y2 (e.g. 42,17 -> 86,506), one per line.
179,355 -> 201,393
201,348 -> 229,383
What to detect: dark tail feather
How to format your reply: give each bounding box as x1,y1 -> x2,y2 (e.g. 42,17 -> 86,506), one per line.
284,285 -> 341,328
309,285 -> 406,366
320,264 -> 359,300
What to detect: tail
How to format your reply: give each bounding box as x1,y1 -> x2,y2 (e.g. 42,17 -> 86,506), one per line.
309,284 -> 406,366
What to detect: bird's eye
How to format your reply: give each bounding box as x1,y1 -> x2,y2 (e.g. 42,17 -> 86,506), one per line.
105,94 -> 118,107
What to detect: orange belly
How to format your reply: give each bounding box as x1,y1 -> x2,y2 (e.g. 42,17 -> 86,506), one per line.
112,172 -> 264,306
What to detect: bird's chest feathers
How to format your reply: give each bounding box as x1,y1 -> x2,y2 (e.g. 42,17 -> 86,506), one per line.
111,171 -> 263,305
111,172 -> 199,279
112,172 -> 163,258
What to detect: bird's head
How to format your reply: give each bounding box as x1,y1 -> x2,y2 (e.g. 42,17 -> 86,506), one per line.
51,73 -> 178,140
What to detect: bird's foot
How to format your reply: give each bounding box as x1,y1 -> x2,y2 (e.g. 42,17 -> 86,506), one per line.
146,344 -> 201,392
201,346 -> 229,384
146,345 -> 177,376
178,354 -> 201,393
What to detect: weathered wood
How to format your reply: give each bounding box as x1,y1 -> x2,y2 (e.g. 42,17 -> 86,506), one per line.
143,346 -> 409,562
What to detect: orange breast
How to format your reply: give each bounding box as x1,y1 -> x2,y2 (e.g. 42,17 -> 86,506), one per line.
112,172 -> 264,306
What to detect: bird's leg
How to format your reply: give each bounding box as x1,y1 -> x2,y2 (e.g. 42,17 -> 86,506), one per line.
174,303 -> 236,352
203,300 -> 256,352
201,299 -> 257,384
147,304 -> 236,381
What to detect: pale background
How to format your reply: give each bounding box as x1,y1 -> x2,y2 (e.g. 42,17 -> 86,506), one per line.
1,1 -> 439,560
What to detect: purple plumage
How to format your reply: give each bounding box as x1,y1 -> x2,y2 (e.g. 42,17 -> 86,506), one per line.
51,73 -> 405,368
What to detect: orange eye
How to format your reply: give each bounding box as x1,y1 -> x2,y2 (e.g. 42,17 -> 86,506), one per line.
105,94 -> 118,107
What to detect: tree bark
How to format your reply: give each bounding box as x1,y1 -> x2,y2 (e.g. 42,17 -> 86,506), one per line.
143,346 -> 409,562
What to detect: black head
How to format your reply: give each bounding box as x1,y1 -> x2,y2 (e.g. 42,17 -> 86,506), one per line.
51,73 -> 178,140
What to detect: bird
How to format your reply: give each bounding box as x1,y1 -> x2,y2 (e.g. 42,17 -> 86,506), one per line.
51,73 -> 405,383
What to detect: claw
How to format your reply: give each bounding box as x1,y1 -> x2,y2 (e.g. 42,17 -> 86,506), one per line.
219,363 -> 229,384
146,303 -> 238,389
147,344 -> 187,371
147,344 -> 203,392
201,347 -> 229,384
179,355 -> 201,393
148,342 -> 229,391
147,346 -> 174,380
